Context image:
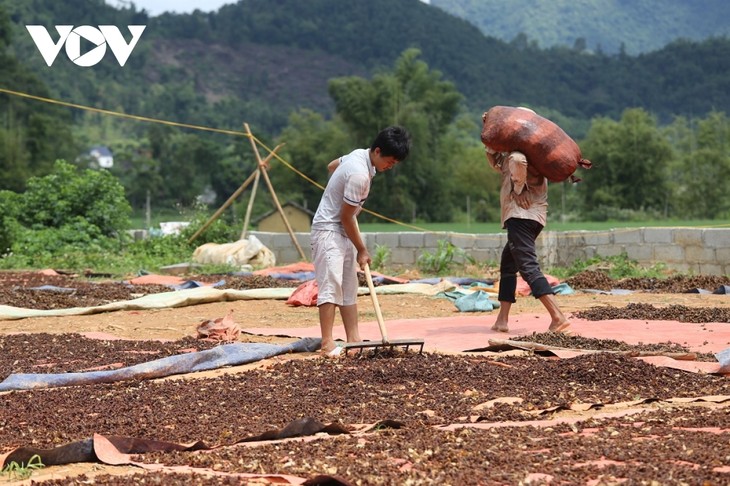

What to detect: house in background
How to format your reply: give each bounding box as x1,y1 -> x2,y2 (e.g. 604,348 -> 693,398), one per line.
86,145 -> 114,168
255,201 -> 314,233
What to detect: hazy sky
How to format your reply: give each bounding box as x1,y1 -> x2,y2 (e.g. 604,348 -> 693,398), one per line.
107,0 -> 235,16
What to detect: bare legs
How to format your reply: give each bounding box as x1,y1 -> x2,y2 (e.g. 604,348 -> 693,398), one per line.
539,293 -> 571,332
339,304 -> 362,342
492,220 -> 571,334
491,294 -> 571,334
318,303 -> 338,353
491,301 -> 511,332
318,303 -> 362,353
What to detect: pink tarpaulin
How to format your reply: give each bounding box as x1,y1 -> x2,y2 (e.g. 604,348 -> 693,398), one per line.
242,313 -> 730,372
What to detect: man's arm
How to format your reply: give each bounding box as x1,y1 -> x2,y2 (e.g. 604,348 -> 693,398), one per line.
485,147 -> 502,172
340,202 -> 370,269
327,158 -> 341,174
508,152 -> 531,209
508,152 -> 528,195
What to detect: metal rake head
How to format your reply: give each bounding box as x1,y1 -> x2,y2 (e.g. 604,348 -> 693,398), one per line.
343,338 -> 425,356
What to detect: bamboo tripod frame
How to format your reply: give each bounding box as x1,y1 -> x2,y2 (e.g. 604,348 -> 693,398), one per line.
187,123 -> 307,262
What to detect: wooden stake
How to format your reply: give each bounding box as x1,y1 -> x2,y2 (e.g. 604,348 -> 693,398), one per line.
187,143 -> 283,244
240,167 -> 261,240
244,123 -> 307,261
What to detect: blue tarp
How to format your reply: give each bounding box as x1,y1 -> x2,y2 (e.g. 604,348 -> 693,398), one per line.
453,291 -> 500,312
410,277 -> 494,286
28,285 -> 76,292
438,289 -> 500,312
172,279 -> 226,290
266,271 -> 316,281
0,338 -> 321,392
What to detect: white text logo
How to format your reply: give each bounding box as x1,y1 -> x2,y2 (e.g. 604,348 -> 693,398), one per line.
26,25 -> 146,67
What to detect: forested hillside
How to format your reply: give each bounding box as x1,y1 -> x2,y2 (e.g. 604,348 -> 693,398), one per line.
1,0 -> 729,226
431,0 -> 730,55
3,0 -> 730,134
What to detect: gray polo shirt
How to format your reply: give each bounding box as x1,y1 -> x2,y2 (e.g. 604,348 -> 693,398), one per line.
311,148 -> 375,235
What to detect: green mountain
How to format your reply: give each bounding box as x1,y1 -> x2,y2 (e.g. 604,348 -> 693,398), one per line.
2,0 -> 730,137
2,0 -> 729,224
430,0 -> 730,55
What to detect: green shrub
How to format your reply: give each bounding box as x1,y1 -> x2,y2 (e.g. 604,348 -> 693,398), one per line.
18,160 -> 131,236
0,160 -> 134,270
417,240 -> 475,276
180,211 -> 243,245
371,243 -> 391,270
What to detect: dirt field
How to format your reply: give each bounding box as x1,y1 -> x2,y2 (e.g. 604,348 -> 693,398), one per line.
1,270 -> 729,484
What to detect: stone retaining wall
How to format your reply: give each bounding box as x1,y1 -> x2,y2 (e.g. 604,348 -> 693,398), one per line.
250,227 -> 730,276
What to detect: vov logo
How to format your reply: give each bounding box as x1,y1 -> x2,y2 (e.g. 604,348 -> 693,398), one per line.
26,25 -> 146,67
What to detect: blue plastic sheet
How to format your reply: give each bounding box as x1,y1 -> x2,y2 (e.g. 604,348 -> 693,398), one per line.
28,285 -> 76,293
454,291 -> 499,312
0,338 -> 321,392
551,283 -> 575,295
172,279 -> 226,290
438,289 -> 500,312
266,271 -> 316,281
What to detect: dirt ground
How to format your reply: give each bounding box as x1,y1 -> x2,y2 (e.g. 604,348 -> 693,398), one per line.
6,289 -> 730,343
1,270 -> 730,485
1,270 -> 728,342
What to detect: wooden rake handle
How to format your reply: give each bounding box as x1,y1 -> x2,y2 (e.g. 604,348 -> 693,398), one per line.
363,263 -> 389,344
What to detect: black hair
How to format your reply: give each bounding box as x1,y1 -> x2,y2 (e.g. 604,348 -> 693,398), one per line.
371,126 -> 412,161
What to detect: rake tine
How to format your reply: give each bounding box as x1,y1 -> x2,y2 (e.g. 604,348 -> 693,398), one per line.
362,263 -> 424,356
343,338 -> 425,355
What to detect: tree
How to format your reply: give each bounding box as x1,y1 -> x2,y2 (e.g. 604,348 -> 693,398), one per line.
327,49 -> 465,221
143,126 -> 225,208
109,139 -> 164,212
672,112 -> 730,219
273,109 -> 352,212
579,108 -> 673,218
0,6 -> 77,191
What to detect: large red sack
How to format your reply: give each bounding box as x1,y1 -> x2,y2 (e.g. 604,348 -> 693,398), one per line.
481,106 -> 592,182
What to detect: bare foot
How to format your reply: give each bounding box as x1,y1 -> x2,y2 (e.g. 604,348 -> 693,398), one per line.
548,321 -> 571,334
320,344 -> 345,359
491,322 -> 509,333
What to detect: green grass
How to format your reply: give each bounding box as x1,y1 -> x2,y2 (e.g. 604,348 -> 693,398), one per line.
1,454 -> 44,480
359,219 -> 730,233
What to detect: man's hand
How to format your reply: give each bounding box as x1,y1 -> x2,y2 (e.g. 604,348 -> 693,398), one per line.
357,250 -> 372,271
511,189 -> 531,209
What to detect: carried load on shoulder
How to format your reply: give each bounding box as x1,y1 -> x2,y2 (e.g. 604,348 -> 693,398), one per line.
481,105 -> 592,182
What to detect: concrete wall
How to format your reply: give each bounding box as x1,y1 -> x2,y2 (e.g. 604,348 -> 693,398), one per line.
250,227 -> 730,276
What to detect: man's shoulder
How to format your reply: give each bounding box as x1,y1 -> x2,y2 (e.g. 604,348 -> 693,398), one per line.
340,149 -> 370,173
342,148 -> 369,162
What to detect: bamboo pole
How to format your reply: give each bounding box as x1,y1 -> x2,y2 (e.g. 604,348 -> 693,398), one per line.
240,168 -> 261,239
187,144 -> 283,244
241,141 -> 284,239
244,123 -> 307,261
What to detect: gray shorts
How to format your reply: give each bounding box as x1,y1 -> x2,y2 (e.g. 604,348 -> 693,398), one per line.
311,230 -> 358,306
